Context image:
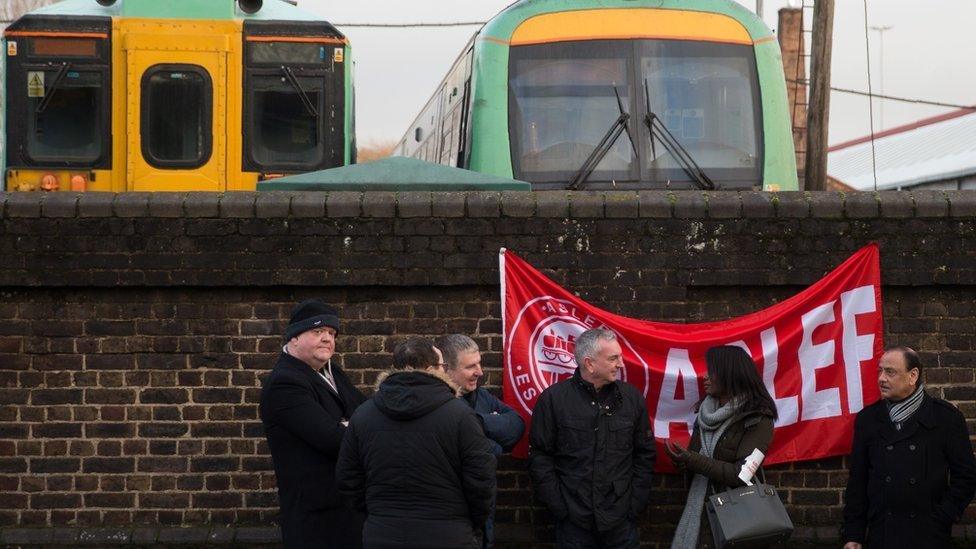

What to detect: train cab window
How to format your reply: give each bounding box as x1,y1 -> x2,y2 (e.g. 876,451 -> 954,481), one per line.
509,41 -> 637,183
249,73 -> 323,166
250,42 -> 328,65
31,38 -> 98,57
26,69 -> 103,163
141,65 -> 213,168
639,41 -> 762,185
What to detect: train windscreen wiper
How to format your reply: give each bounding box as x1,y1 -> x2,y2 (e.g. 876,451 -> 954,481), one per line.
280,65 -> 318,118
568,85 -> 639,190
36,62 -> 71,114
642,79 -> 715,190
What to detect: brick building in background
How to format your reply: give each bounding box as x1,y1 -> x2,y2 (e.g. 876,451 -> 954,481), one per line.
1,191 -> 976,546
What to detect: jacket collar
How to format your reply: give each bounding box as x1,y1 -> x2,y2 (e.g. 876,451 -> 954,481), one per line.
279,351 -> 339,395
374,367 -> 461,397
874,389 -> 936,444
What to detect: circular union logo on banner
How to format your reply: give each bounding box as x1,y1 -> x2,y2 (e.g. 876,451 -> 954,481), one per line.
507,297 -> 650,415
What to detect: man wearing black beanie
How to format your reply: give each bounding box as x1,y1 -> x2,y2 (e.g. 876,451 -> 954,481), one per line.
260,299 -> 366,548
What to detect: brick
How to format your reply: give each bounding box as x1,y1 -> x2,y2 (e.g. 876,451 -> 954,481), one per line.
604,192 -> 638,218
466,192 -> 501,217
114,193 -> 151,217
138,457 -> 188,473
148,193 -> 186,217
326,191 -> 362,217
140,388 -> 189,404
157,527 -> 210,543
42,193 -> 80,218
809,192 -> 845,218
569,192 -> 604,217
706,192 -> 741,218
672,191 -> 707,218
879,192 -> 915,217
219,193 -> 256,218
913,190 -> 949,217
431,192 -> 466,217
235,527 -> 281,543
501,192 -> 535,217
86,423 -> 135,438
30,458 -> 80,473
535,191 -> 570,217
138,423 -> 189,438
6,193 -> 42,217
77,193 -> 116,217
362,192 -> 395,217
254,192 -> 292,217
83,457 -> 135,474
845,191 -> 880,218
397,192 -> 432,218
77,527 -> 131,543
638,190 -> 672,217
184,192 -> 220,217
774,191 -> 809,217
85,388 -> 136,405
740,191 -> 776,217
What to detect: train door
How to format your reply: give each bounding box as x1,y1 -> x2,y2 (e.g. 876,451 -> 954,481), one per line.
123,31 -> 228,191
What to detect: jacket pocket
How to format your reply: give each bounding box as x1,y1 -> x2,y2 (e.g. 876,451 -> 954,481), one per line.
558,418 -> 593,451
610,418 -> 634,450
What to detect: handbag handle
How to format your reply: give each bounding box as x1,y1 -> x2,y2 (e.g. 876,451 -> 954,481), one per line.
707,464 -> 768,496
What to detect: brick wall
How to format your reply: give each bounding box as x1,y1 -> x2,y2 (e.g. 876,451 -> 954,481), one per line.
1,190 -> 975,547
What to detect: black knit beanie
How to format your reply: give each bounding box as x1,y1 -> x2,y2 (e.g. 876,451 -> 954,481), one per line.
284,299 -> 340,341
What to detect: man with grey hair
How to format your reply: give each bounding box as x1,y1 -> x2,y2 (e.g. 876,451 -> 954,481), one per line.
435,334 -> 525,548
529,328 -> 655,548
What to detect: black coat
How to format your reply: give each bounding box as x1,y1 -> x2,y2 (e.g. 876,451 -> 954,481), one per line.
336,369 -> 496,549
529,369 -> 656,533
259,352 -> 366,549
842,391 -> 976,548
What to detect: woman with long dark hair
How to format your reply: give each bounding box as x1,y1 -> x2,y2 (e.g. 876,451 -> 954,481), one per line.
665,345 -> 779,548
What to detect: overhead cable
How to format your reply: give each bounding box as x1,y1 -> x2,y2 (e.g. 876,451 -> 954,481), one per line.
332,21 -> 487,28
787,79 -> 975,110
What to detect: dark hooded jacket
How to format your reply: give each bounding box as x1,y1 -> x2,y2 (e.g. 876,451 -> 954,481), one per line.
336,369 -> 496,549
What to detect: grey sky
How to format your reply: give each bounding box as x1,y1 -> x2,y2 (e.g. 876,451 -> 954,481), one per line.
303,0 -> 973,147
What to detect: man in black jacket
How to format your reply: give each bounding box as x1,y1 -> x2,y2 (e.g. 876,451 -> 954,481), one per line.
530,328 -> 655,548
259,299 -> 366,549
843,347 -> 976,549
436,334 -> 525,548
336,337 -> 496,549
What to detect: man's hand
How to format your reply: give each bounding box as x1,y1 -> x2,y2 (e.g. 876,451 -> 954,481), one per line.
843,542 -> 862,549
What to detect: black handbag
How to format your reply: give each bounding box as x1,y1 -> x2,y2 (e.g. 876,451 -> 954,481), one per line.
704,469 -> 793,548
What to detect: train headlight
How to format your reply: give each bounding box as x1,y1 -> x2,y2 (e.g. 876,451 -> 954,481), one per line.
40,173 -> 60,192
70,174 -> 88,192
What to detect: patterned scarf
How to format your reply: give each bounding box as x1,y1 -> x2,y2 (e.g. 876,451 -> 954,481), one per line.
887,384 -> 925,430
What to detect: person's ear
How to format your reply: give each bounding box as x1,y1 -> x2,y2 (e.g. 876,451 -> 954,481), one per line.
909,367 -> 920,386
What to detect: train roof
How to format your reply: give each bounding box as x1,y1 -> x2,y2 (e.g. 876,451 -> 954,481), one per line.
481,0 -> 773,43
16,0 -> 331,23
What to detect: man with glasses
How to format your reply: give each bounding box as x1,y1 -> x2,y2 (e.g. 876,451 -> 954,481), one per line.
843,347 -> 976,549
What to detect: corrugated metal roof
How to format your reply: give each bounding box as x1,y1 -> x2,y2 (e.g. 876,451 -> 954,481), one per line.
828,108 -> 976,190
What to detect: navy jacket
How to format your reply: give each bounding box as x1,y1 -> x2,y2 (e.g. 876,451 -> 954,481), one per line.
463,387 -> 525,455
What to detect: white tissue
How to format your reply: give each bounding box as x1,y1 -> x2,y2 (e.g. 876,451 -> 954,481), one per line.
738,448 -> 765,486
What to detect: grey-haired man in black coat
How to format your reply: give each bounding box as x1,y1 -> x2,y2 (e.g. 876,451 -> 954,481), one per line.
260,299 -> 366,549
843,347 -> 976,549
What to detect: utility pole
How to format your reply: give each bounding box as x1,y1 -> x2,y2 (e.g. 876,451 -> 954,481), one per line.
870,25 -> 893,130
804,0 -> 834,191
756,0 -> 763,18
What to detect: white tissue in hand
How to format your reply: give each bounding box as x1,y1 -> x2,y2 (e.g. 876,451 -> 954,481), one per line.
738,448 -> 765,486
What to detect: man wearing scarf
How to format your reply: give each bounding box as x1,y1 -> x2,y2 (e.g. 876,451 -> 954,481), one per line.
842,347 -> 976,549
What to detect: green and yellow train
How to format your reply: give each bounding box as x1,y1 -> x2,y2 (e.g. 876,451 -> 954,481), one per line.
1,0 -> 355,192
395,0 -> 799,190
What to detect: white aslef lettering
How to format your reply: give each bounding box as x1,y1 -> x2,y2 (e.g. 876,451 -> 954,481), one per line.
799,301 -> 842,420
841,285 -> 876,413
653,348 -> 698,439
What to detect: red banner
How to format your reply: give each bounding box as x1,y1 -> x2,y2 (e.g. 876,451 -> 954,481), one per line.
501,244 -> 883,470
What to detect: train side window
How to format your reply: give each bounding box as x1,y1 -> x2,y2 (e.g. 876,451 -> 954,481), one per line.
141,65 -> 213,168
248,72 -> 323,167
26,69 -> 103,164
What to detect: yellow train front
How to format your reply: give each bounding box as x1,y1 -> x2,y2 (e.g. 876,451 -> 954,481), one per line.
2,0 -> 355,192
